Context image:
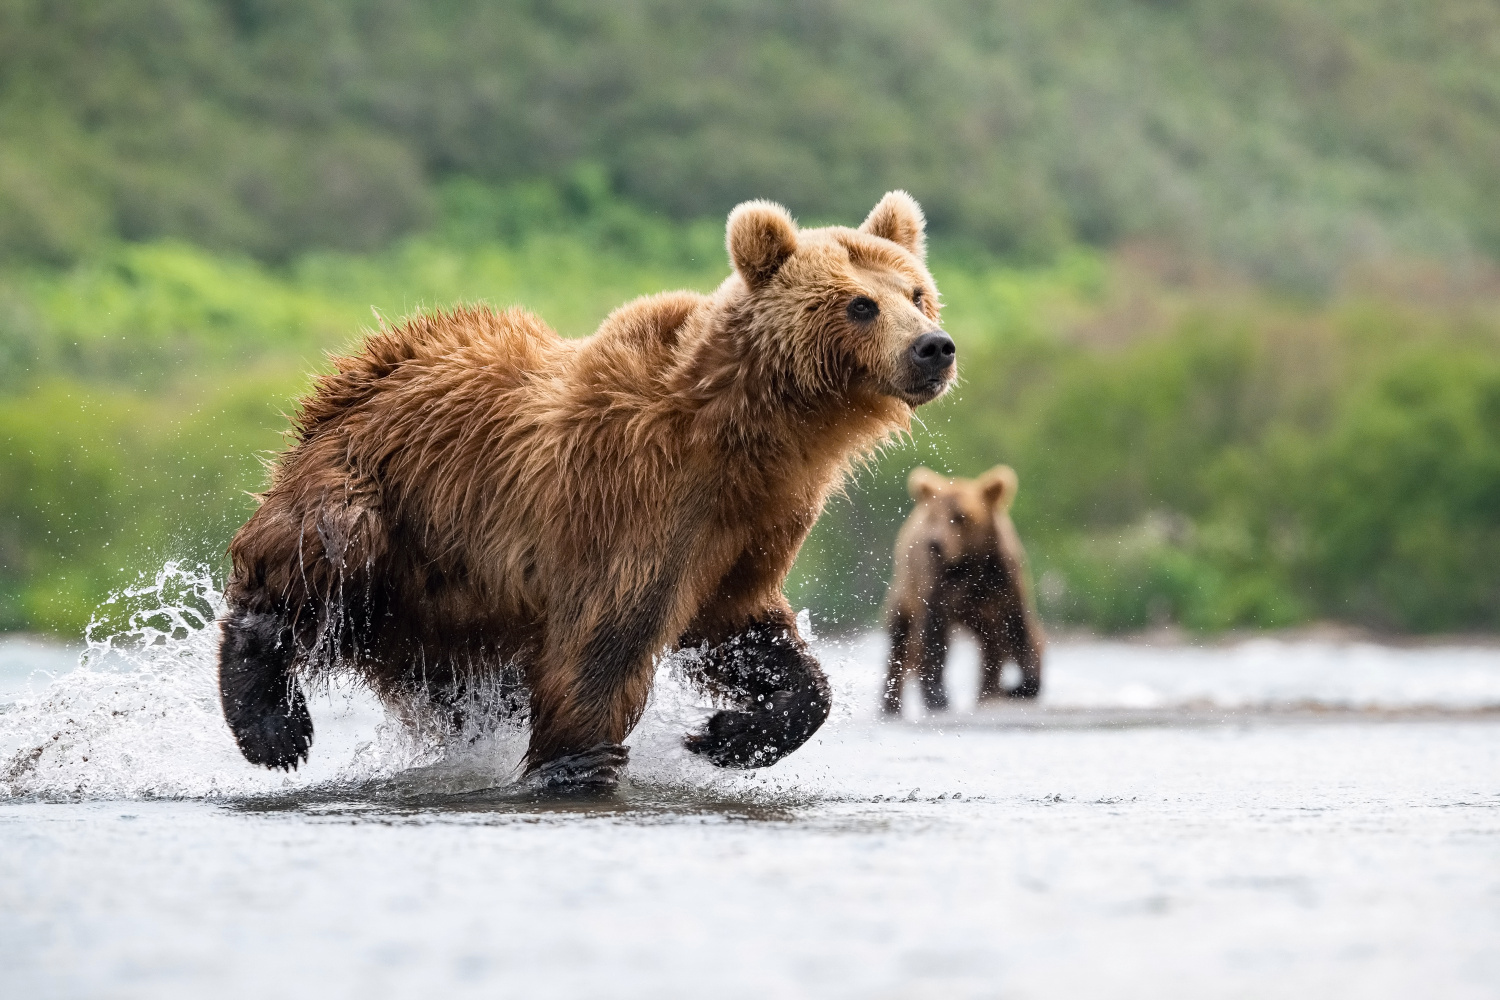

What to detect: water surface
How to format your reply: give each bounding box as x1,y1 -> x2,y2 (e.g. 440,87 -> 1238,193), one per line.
2,573 -> 1497,998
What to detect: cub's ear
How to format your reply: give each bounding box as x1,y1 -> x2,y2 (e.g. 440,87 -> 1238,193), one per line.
727,200 -> 798,290
907,466 -> 946,500
978,464 -> 1019,510
859,190 -> 926,260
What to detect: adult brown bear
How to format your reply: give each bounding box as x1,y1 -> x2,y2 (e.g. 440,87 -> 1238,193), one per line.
882,465 -> 1044,715
219,192 -> 956,790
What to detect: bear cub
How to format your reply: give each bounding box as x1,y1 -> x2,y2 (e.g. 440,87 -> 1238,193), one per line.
883,465 -> 1044,714
219,191 -> 956,791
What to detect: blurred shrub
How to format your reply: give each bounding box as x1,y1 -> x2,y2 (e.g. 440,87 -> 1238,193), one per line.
3,181 -> 1500,635
3,0 -> 1500,287
1299,351 -> 1500,629
0,377 -> 294,632
791,284 -> 1500,635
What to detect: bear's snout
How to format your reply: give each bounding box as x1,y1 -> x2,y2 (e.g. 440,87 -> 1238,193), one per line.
909,330 -> 956,380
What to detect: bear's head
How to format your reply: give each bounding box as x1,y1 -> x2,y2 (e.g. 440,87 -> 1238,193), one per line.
723,191 -> 955,408
906,464 -> 1020,563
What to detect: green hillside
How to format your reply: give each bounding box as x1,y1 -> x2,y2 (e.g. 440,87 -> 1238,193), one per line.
4,0 -> 1500,287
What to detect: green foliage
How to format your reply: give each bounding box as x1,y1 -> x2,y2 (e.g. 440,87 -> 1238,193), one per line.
1299,350 -> 1500,628
790,282 -> 1500,635
5,2 -> 1499,638
0,377 -> 293,632
3,179 -> 1499,636
3,0 -> 1500,287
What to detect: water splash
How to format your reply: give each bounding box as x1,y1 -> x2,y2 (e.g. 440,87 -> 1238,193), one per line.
0,563 -> 426,801
0,563 -> 847,804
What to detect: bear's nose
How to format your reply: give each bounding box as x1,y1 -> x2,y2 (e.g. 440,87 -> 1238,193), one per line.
910,331 -> 956,376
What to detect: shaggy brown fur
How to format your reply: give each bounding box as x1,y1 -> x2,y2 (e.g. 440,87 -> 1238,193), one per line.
219,191 -> 957,790
882,465 -> 1045,714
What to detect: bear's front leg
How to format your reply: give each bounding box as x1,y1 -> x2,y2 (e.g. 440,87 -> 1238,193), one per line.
681,608 -> 832,769
520,597 -> 671,795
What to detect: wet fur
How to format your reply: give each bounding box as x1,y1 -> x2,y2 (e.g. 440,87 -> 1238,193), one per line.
220,193 -> 952,784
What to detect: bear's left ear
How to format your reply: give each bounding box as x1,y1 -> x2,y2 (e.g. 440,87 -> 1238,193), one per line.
859,190 -> 926,260
728,200 -> 798,290
908,466 -> 946,500
978,465 -> 1018,510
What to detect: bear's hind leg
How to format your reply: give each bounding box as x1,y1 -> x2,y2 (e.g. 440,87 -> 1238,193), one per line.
218,606 -> 313,770
681,607 -> 832,769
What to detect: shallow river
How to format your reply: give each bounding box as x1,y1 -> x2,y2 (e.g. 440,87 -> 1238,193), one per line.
2,576 -> 1497,998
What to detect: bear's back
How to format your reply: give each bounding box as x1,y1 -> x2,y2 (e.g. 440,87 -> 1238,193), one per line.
293,304 -> 566,443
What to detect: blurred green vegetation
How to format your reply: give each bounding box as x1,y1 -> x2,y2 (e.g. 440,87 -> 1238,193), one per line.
3,176 -> 1498,635
4,0 -> 1500,288
3,0 -> 1499,637
795,291 -> 1500,634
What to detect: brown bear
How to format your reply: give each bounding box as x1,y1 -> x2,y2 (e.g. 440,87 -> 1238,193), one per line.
882,465 -> 1044,714
218,191 -> 956,791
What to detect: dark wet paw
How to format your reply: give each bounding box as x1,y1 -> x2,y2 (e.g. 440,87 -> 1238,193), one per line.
526,743 -> 629,795
1005,680 -> 1041,699
684,702 -> 794,769
230,695 -> 314,771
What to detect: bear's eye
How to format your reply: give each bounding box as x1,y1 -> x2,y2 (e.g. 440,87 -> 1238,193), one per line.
912,288 -> 925,308
847,296 -> 879,323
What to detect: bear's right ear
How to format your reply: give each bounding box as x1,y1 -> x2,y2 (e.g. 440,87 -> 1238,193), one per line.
859,190 -> 926,260
727,200 -> 798,290
907,466 -> 945,500
978,465 -> 1019,510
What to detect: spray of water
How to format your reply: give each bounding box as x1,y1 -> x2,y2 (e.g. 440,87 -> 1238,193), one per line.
0,562 -> 864,804
1,562 -> 398,800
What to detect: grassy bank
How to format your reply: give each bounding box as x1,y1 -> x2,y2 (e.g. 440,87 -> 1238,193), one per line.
3,182 -> 1498,635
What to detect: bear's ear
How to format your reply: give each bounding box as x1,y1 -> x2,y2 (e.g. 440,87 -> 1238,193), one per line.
727,200 -> 798,290
978,465 -> 1019,510
859,190 -> 926,260
907,466 -> 946,500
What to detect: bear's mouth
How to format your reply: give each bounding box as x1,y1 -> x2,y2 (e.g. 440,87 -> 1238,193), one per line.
900,375 -> 954,406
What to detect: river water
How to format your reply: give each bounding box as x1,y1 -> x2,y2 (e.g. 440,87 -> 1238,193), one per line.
2,567 -> 1498,998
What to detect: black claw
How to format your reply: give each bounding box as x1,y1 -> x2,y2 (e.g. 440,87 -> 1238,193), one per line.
526,743 -> 629,794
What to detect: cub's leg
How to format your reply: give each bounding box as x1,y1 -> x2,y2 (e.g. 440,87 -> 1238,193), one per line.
915,608 -> 950,712
218,605 -> 313,770
882,609 -> 914,715
976,615 -> 1012,701
1006,611 -> 1044,699
976,612 -> 1043,700
680,606 -> 832,769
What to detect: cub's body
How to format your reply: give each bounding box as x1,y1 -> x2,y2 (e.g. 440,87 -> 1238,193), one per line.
883,466 -> 1044,714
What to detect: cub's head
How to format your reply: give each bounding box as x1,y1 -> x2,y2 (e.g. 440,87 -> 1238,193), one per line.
906,464 -> 1019,562
724,191 -> 955,407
